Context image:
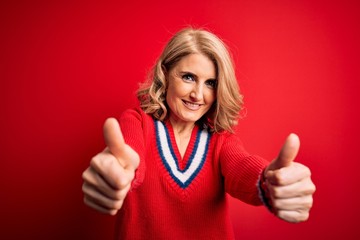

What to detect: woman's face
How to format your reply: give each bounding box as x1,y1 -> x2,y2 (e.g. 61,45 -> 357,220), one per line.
166,53 -> 217,126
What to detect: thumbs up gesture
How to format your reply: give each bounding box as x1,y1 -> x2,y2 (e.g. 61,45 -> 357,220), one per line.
263,134 -> 316,223
82,118 -> 140,215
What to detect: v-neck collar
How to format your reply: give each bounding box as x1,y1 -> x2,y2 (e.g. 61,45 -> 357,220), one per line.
155,120 -> 211,189
164,120 -> 199,167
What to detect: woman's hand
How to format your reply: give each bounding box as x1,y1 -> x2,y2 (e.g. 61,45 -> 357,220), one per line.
264,134 -> 316,223
82,118 -> 139,215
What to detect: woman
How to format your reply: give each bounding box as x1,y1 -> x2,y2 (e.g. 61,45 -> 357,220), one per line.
82,28 -> 316,239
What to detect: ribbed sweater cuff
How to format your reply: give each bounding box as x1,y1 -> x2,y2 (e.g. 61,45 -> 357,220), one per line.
257,169 -> 274,213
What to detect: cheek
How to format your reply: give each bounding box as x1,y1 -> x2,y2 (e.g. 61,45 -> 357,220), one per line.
165,86 -> 182,109
167,82 -> 189,99
205,90 -> 216,105
166,86 -> 178,102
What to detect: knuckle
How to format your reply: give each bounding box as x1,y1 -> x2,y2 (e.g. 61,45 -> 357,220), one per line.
273,170 -> 287,185
82,170 -> 89,181
277,210 -> 290,222
91,152 -> 115,169
126,171 -> 136,184
310,182 -> 317,193
111,200 -> 124,210
82,172 -> 98,190
303,181 -> 316,195
114,189 -> 128,200
82,183 -> 87,193
270,186 -> 281,198
278,211 -> 304,223
271,199 -> 282,210
90,155 -> 100,166
82,185 -> 96,199
304,166 -> 311,176
90,160 -> 101,172
304,196 -> 314,209
82,183 -> 93,195
114,174 -> 132,189
109,209 -> 119,216
298,211 -> 310,222
113,179 -> 125,189
82,168 -> 96,183
297,163 -> 311,176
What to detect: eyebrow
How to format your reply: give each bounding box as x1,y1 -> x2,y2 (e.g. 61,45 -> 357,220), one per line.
179,71 -> 196,76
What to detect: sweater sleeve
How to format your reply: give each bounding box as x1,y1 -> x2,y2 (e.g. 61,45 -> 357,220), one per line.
119,108 -> 147,190
219,133 -> 269,206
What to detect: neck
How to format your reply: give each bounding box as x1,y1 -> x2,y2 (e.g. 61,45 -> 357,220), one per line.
169,116 -> 195,136
168,116 -> 195,159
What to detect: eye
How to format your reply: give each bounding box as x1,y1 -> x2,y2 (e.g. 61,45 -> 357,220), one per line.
205,80 -> 217,89
182,73 -> 195,82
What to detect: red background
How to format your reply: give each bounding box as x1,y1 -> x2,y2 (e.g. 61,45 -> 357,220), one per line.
1,0 -> 359,239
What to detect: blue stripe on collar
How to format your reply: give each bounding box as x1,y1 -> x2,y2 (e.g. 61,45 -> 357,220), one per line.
155,120 -> 211,189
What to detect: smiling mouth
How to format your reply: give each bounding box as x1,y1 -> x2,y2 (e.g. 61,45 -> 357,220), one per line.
182,100 -> 202,110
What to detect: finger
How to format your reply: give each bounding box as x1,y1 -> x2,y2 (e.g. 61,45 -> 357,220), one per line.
90,153 -> 134,190
266,162 -> 311,185
267,133 -> 300,171
82,166 -> 131,200
276,209 -> 310,223
267,176 -> 316,198
82,183 -> 125,212
83,195 -> 120,216
271,195 -> 314,211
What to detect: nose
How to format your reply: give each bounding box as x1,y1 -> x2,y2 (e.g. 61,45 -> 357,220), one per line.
190,83 -> 204,102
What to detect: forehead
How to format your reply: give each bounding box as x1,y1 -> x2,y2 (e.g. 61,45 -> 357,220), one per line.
172,53 -> 216,79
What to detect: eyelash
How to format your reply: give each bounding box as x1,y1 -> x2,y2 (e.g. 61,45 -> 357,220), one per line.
181,74 -> 217,89
206,80 -> 217,88
182,74 -> 195,81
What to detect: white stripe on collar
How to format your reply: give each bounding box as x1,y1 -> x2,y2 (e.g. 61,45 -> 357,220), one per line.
155,120 -> 210,188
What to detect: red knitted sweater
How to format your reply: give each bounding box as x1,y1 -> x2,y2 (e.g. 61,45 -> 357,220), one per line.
115,108 -> 269,240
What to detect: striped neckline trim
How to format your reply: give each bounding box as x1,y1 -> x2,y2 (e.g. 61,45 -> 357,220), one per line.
155,120 -> 211,189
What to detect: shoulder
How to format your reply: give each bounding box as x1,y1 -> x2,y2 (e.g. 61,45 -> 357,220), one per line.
211,130 -> 247,153
120,107 -> 153,123
119,107 -> 155,136
211,130 -> 242,143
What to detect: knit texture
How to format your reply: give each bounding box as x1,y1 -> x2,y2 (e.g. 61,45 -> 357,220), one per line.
115,107 -> 269,240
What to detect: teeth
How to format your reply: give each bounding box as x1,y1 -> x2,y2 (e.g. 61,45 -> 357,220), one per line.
184,101 -> 200,107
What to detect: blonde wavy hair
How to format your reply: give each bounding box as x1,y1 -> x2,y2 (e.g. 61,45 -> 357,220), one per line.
137,27 -> 243,133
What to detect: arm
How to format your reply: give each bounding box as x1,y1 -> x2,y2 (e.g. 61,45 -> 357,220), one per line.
82,111 -> 144,215
261,134 -> 316,223
219,133 -> 268,205
220,133 -> 315,223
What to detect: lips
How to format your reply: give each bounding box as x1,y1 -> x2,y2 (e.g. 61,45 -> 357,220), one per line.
182,100 -> 202,110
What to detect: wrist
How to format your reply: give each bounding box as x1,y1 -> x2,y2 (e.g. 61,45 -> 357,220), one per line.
257,169 -> 274,213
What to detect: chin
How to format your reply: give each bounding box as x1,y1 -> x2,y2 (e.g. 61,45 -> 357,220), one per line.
181,114 -> 203,123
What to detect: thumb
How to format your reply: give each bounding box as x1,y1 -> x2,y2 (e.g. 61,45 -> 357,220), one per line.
267,133 -> 300,171
103,118 -> 139,170
103,118 -> 125,158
